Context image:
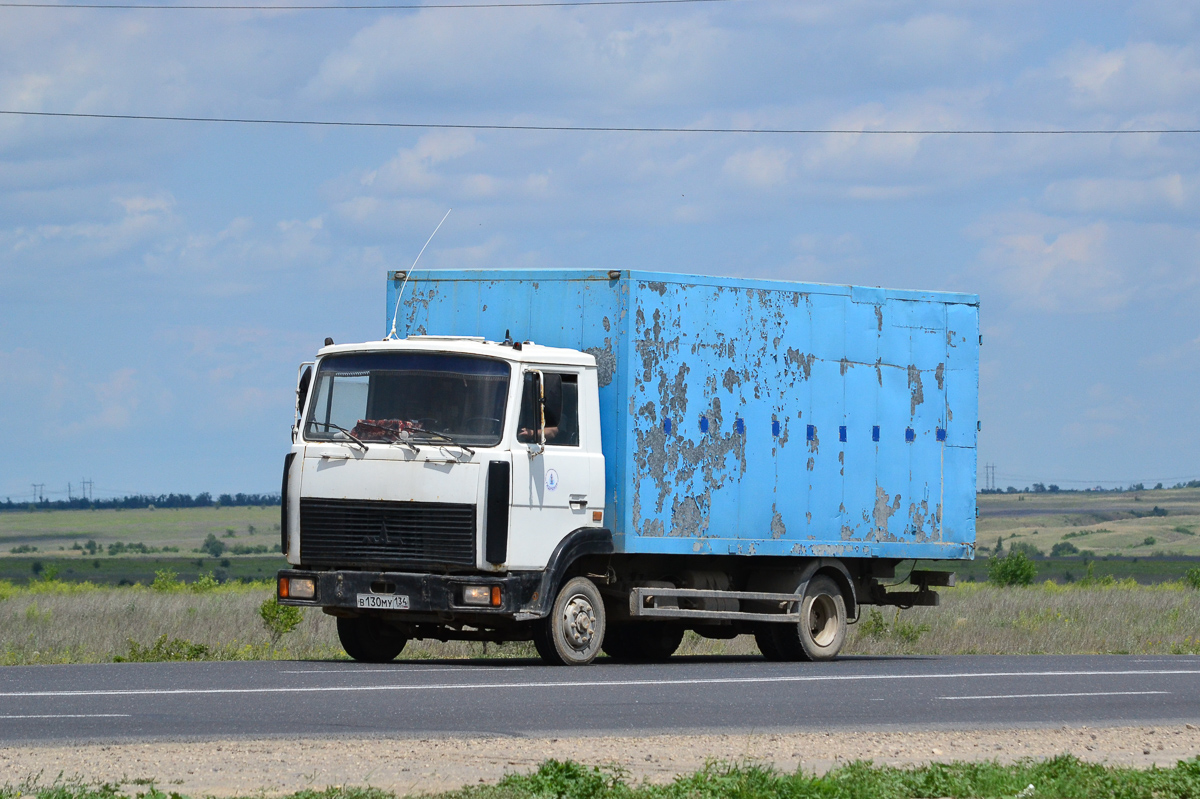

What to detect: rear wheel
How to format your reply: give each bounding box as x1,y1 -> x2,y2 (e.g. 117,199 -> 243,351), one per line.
337,616 -> 408,663
766,575 -> 847,661
534,577 -> 606,665
602,623 -> 684,663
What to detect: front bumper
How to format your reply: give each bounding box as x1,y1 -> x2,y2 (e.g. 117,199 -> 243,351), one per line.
277,568 -> 543,620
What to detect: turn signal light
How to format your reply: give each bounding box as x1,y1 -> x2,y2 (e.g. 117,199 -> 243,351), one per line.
280,577 -> 315,599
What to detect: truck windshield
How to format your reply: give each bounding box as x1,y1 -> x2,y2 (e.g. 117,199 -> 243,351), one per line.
305,352 -> 510,447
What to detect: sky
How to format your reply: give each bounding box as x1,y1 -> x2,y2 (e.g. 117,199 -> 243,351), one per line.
1,0 -> 1199,500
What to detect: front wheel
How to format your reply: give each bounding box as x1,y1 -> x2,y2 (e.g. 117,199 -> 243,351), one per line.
337,616 -> 408,663
533,577 -> 606,665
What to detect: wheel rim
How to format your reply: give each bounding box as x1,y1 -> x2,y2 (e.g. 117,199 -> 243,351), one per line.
561,592 -> 598,651
807,593 -> 840,648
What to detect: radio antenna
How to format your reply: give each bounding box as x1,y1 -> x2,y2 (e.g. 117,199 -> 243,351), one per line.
388,208 -> 452,340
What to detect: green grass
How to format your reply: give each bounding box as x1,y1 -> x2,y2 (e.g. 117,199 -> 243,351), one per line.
6,757 -> 1200,799
919,555 -> 1200,585
0,554 -> 287,586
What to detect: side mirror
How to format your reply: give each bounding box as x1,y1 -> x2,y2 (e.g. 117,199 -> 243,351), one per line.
523,370 -> 545,455
295,363 -> 313,424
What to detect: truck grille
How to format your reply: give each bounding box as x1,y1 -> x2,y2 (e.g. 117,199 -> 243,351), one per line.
299,498 -> 476,569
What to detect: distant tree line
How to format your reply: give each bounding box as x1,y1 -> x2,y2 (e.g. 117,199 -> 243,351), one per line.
979,480 -> 1200,495
0,492 -> 280,513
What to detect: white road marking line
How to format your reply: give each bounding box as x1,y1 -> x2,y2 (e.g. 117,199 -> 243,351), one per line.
0,714 -> 131,719
279,667 -> 523,674
0,669 -> 1197,699
938,691 -> 1170,701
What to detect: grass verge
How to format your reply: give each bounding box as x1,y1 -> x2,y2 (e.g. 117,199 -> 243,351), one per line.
2,577 -> 1200,664
6,756 -> 1200,799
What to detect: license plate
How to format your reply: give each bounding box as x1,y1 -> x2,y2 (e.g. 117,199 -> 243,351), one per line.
356,593 -> 410,610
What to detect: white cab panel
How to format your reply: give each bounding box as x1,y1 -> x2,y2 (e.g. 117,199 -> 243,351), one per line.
302,443 -> 482,505
285,444 -> 304,565
507,366 -> 605,571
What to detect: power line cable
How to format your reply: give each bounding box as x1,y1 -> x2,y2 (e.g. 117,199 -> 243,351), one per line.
2,109 -> 1197,135
2,0 -> 735,8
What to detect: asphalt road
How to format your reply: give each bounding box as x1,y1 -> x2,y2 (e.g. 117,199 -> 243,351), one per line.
1,655 -> 1198,744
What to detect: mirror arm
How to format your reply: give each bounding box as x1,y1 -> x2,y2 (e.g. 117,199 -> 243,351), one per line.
526,369 -> 546,458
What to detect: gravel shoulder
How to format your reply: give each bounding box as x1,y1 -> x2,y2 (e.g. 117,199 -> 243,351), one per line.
3,726 -> 1199,796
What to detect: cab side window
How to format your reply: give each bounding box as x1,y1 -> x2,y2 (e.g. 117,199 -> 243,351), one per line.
517,372 -> 579,446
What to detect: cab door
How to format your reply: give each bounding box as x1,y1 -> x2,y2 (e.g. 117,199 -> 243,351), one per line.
508,369 -> 595,569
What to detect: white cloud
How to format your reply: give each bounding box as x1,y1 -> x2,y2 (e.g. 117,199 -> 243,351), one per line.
867,13 -> 1008,69
362,132 -> 478,193
304,9 -> 727,108
1054,42 -> 1200,111
1,193 -> 177,259
63,368 -> 140,433
1042,174 -> 1190,215
723,146 -> 791,188
973,214 -> 1129,312
1061,382 -> 1143,444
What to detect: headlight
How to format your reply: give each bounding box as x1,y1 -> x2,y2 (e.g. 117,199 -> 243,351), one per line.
281,577 -> 315,599
463,585 -> 500,606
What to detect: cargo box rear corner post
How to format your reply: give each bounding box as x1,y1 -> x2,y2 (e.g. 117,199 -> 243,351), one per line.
277,270 -> 979,665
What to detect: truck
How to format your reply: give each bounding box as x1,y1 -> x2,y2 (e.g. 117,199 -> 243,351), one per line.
277,269 -> 979,665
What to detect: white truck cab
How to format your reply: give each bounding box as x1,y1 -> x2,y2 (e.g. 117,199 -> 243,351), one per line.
279,335 -> 614,664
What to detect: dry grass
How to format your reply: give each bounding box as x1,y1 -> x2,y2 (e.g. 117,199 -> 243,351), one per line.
843,581 -> 1200,656
0,579 -> 540,665
3,579 -> 1200,665
678,582 -> 1200,658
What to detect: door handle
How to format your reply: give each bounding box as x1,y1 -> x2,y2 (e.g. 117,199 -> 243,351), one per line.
569,496 -> 588,511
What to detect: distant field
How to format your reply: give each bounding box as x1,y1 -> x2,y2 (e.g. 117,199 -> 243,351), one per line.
4,489 -> 1199,586
0,506 -> 279,552
977,487 -> 1200,560
0,505 -> 285,585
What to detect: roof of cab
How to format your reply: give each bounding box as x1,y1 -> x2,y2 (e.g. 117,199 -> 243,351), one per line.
315,335 -> 597,367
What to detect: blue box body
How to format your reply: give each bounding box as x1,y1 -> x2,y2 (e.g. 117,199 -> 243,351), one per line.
389,270 -> 978,562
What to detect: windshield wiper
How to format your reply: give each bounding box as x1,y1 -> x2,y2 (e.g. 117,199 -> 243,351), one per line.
353,420 -> 421,454
311,421 -> 369,453
411,429 -> 475,456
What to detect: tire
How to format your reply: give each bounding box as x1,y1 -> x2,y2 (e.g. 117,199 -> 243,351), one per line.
768,574 -> 847,662
602,623 -> 684,663
337,616 -> 408,663
533,576 -> 606,666
754,626 -> 787,661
